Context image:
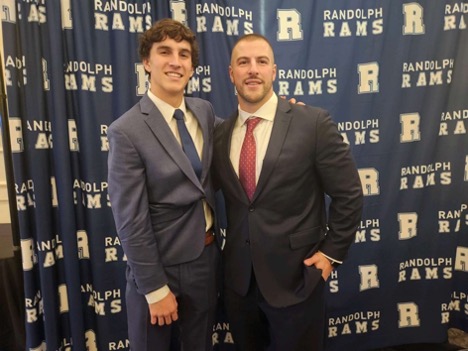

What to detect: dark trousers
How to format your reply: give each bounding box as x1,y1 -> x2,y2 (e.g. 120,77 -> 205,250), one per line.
224,273 -> 325,351
126,243 -> 219,351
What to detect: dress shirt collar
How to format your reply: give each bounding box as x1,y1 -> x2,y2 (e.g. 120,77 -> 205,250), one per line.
237,93 -> 278,125
147,89 -> 188,123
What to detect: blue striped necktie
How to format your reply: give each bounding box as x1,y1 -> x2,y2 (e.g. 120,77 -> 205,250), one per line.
173,109 -> 202,179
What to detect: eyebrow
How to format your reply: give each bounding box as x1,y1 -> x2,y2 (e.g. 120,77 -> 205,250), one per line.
156,45 -> 191,53
236,55 -> 270,62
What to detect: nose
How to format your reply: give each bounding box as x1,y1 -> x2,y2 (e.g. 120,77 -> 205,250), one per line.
248,61 -> 259,75
169,54 -> 181,67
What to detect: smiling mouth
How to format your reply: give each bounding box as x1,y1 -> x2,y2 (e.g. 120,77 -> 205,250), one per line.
245,79 -> 262,86
166,72 -> 183,78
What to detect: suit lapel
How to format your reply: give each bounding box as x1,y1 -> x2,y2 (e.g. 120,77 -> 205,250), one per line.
140,95 -> 203,192
186,98 -> 210,183
252,99 -> 292,201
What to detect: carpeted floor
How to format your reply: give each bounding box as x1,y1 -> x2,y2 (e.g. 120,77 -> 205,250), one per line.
372,329 -> 468,350
375,343 -> 463,351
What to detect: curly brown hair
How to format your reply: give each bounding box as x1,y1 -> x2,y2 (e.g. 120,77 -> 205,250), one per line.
139,18 -> 199,69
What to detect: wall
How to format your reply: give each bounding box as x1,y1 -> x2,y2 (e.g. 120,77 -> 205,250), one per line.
0,134 -> 11,224
0,19 -> 10,225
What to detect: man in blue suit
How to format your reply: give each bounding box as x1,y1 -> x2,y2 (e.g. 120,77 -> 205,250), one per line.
213,34 -> 363,351
108,19 -> 219,351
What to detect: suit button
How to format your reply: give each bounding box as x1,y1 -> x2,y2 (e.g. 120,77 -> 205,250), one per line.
245,239 -> 250,245
248,206 -> 255,212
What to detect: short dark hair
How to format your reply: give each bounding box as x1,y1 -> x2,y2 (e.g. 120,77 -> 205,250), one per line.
231,33 -> 275,63
139,18 -> 199,69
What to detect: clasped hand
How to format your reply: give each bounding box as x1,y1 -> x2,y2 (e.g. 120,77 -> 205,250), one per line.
149,291 -> 179,326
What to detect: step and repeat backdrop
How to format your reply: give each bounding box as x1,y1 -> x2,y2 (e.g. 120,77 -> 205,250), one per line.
2,0 -> 468,350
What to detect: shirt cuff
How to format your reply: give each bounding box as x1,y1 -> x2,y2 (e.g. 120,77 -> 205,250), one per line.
318,251 -> 343,265
145,285 -> 170,304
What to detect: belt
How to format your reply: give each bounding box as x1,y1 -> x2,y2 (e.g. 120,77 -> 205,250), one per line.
205,230 -> 215,246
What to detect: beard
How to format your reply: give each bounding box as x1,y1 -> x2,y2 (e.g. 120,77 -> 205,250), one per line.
235,79 -> 273,105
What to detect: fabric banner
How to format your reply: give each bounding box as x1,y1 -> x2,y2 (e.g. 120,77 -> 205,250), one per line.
1,0 -> 467,350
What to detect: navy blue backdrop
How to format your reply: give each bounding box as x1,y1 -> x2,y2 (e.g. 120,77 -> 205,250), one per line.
1,0 -> 468,350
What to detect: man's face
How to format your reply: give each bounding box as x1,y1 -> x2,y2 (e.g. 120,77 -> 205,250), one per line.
229,38 -> 277,112
143,37 -> 194,105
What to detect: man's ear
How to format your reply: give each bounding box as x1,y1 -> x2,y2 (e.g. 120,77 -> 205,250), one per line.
229,66 -> 234,83
143,58 -> 151,73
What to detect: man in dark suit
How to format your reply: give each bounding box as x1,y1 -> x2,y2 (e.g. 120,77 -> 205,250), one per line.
213,34 -> 363,351
107,19 -> 219,351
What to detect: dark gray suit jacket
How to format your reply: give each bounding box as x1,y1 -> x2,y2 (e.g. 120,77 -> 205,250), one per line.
213,98 -> 363,308
108,94 -> 217,295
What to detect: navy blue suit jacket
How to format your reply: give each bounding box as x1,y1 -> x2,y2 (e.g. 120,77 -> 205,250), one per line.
213,98 -> 363,308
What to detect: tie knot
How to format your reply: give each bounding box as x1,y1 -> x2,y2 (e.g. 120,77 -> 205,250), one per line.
173,109 -> 185,121
245,117 -> 261,132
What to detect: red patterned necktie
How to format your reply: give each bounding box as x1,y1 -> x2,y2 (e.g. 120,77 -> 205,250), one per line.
239,117 -> 262,201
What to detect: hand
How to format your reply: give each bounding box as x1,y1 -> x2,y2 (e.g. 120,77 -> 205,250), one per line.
149,291 -> 178,326
303,252 -> 333,281
279,95 -> 305,105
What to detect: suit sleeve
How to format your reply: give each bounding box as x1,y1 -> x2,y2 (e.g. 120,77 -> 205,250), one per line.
314,110 -> 363,261
107,124 -> 168,294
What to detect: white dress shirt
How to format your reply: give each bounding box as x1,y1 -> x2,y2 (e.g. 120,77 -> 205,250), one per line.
229,93 -> 278,181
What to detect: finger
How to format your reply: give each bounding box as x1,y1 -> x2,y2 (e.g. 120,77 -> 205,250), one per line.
150,315 -> 157,325
164,315 -> 172,325
158,317 -> 165,326
171,311 -> 179,321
